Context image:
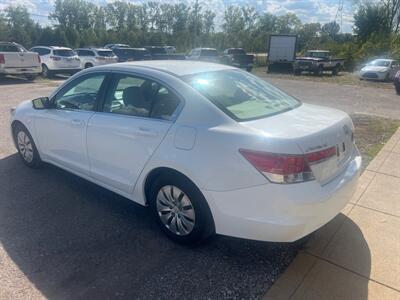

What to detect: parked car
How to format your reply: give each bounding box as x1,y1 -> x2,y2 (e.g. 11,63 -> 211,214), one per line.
394,70 -> 400,94
144,46 -> 185,60
112,47 -> 151,62
104,43 -> 130,49
10,61 -> 361,244
0,42 -> 41,81
187,48 -> 220,63
359,59 -> 399,81
294,50 -> 344,76
30,46 -> 81,78
164,46 -> 176,54
75,48 -> 118,69
221,48 -> 254,72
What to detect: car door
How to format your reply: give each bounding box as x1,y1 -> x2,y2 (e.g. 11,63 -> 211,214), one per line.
86,72 -> 181,194
34,72 -> 108,176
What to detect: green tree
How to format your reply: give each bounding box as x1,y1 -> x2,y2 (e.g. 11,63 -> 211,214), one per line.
354,3 -> 390,41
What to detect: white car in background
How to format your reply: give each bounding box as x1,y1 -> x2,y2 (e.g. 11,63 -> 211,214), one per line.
30,46 -> 81,78
359,59 -> 399,81
75,48 -> 118,69
0,42 -> 41,80
10,61 -> 361,244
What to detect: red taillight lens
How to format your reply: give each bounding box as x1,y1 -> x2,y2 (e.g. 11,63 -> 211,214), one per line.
240,146 -> 337,184
0,54 -> 5,64
306,146 -> 337,164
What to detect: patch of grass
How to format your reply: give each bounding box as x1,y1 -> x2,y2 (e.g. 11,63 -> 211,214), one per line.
253,67 -> 394,89
351,114 -> 400,170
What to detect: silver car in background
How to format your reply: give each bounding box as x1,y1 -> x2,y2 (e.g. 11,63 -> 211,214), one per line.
359,59 -> 399,81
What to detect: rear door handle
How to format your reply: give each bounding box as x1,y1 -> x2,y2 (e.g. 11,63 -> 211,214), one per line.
136,127 -> 158,137
71,119 -> 84,127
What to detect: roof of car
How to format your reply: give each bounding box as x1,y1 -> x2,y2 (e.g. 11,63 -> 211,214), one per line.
307,50 -> 330,52
76,48 -> 111,51
105,60 -> 234,76
33,46 -> 72,50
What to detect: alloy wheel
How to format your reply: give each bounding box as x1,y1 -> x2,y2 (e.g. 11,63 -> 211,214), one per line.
17,131 -> 34,163
156,185 -> 195,236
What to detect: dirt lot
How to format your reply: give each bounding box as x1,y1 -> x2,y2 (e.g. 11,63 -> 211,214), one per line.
0,75 -> 399,299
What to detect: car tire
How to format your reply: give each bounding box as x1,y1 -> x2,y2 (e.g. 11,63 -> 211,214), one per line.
41,64 -> 50,78
148,172 -> 215,244
84,63 -> 93,69
314,65 -> 323,76
13,123 -> 43,168
25,74 -> 37,81
294,69 -> 301,76
332,65 -> 340,76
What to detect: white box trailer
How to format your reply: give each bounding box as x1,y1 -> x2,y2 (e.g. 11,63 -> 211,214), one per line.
267,34 -> 297,72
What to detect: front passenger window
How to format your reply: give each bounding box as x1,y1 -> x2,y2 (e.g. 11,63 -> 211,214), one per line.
54,74 -> 105,111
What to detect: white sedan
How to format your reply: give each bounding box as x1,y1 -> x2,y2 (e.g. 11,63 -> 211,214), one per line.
10,61 -> 361,244
359,59 -> 398,81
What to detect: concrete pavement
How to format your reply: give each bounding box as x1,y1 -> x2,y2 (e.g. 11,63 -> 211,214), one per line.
264,128 -> 400,300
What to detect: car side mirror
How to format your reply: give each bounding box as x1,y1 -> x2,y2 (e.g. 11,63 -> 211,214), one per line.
32,97 -> 52,110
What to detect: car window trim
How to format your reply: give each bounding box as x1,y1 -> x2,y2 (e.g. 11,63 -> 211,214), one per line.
97,70 -> 185,122
50,71 -> 110,113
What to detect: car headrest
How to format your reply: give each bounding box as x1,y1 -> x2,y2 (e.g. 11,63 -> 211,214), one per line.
122,86 -> 146,108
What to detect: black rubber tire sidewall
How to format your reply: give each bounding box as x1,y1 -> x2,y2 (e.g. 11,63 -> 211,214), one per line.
148,173 -> 215,244
13,123 -> 42,168
41,64 -> 49,78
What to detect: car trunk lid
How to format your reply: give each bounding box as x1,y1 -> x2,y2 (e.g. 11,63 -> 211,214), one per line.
242,104 -> 355,185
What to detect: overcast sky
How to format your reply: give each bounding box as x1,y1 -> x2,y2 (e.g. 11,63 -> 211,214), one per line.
0,0 -> 355,33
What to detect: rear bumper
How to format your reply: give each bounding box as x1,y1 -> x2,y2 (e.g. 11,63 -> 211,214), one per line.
203,151 -> 362,242
1,66 -> 42,75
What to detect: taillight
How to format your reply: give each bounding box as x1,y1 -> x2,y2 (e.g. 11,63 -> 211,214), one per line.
37,54 -> 41,64
0,54 -> 5,64
240,146 -> 336,184
50,56 -> 61,61
96,56 -> 106,60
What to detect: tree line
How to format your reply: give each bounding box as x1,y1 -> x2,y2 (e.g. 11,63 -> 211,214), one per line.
1,0 -> 400,70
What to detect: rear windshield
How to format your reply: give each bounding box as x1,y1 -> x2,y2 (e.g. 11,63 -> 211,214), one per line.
97,50 -> 114,57
53,49 -> 75,57
183,70 -> 300,121
201,49 -> 218,56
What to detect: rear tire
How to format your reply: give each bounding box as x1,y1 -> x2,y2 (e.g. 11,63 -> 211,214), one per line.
13,123 -> 43,168
25,74 -> 37,81
148,172 -> 215,244
294,69 -> 301,76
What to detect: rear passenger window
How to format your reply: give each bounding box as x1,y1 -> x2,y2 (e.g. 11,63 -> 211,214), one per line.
103,74 -> 180,120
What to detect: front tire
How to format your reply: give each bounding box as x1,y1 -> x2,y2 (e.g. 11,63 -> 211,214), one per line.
13,123 -> 42,168
41,64 -> 50,78
332,65 -> 340,76
314,65 -> 323,76
25,74 -> 37,81
148,172 -> 215,244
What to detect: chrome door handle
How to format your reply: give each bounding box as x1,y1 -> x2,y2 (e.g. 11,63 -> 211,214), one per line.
71,119 -> 84,127
136,127 -> 158,137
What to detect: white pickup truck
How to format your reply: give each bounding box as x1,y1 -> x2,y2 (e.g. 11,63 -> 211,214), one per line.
0,42 -> 42,80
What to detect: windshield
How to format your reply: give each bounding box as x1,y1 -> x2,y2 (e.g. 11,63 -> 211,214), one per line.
367,60 -> 391,67
97,50 -> 115,57
53,49 -> 75,57
184,70 -> 300,121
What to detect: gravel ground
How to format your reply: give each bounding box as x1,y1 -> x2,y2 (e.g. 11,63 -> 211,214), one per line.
0,74 -> 398,299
